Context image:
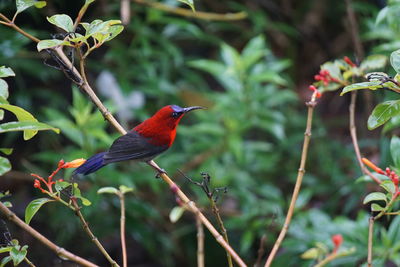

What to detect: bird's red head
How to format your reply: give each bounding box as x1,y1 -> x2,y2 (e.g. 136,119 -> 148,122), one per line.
134,105 -> 203,146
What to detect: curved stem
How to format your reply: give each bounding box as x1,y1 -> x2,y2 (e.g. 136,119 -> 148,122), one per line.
264,99 -> 317,267
196,215 -> 205,267
71,199 -> 120,267
0,202 -> 99,267
367,216 -> 374,267
118,193 -> 128,267
209,198 -> 233,267
133,0 -> 247,21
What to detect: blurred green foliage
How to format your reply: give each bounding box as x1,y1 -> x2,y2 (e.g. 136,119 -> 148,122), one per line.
2,0 -> 400,266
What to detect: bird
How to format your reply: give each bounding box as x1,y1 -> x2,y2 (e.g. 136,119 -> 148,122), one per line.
74,105 -> 203,176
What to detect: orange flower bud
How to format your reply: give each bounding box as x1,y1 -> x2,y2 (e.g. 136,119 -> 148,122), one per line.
362,158 -> 385,175
34,179 -> 41,188
63,158 -> 86,168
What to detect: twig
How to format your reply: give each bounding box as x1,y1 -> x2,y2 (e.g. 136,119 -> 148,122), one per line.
254,235 -> 267,267
367,216 -> 374,267
153,162 -> 246,266
118,192 -> 128,267
71,199 -> 120,267
196,215 -> 205,267
313,249 -> 355,267
121,0 -> 131,25
24,257 -> 36,267
0,13 -> 40,43
349,92 -> 381,184
0,202 -> 99,267
264,97 -> 318,267
209,197 -> 233,267
133,0 -> 247,21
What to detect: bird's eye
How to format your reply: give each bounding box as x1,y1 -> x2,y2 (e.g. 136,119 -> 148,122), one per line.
172,112 -> 180,118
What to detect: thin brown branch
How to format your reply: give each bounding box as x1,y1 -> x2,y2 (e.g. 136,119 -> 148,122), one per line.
71,199 -> 120,267
23,256 -> 36,267
254,235 -> 267,267
133,0 -> 247,21
209,198 -> 233,267
0,13 -> 40,43
0,202 -> 99,267
264,97 -> 318,267
118,193 -> 128,267
367,217 -> 374,267
345,0 -> 364,60
349,91 -> 381,184
196,215 -> 205,267
151,161 -> 247,267
121,0 -> 131,25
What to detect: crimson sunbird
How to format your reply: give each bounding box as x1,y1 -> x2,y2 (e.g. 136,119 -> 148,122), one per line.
74,105 -> 203,175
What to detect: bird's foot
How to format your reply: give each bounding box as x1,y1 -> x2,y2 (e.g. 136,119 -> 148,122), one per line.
147,160 -> 167,178
155,168 -> 167,179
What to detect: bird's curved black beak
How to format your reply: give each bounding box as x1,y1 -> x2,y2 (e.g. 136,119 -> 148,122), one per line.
183,106 -> 204,113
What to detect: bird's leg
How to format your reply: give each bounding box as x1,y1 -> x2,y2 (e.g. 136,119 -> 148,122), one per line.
147,160 -> 167,178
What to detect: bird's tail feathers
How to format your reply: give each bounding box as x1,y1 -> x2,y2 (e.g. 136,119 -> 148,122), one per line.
73,152 -> 107,176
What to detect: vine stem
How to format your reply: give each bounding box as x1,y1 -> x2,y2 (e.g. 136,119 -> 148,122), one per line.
118,192 -> 128,267
196,215 -> 205,267
209,198 -> 233,267
133,0 -> 247,21
71,199 -> 120,267
367,217 -> 374,267
0,202 -> 99,267
264,96 -> 318,267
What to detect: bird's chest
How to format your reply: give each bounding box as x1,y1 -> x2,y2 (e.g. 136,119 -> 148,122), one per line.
139,127 -> 177,147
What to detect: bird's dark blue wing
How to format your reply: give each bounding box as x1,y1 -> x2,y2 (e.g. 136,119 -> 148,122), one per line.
103,131 -> 168,164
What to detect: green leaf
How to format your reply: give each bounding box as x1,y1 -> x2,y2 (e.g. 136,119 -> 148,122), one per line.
73,183 -> 91,206
380,180 -> 396,194
371,203 -> 385,211
363,192 -> 387,204
360,55 -> 387,71
0,247 -> 12,253
97,187 -> 118,195
391,136 -> 400,168
0,104 -> 59,140
178,0 -> 195,11
3,201 -> 12,208
85,0 -> 96,4
54,181 -> 71,192
47,14 -> 74,32
368,100 -> 400,130
0,256 -> 12,267
340,81 -> 383,95
0,66 -> 15,78
16,0 -> 46,14
25,198 -> 53,224
301,247 -> 319,259
10,246 -> 27,266
0,79 -> 9,102
0,121 -> 60,140
0,156 -> 11,176
37,39 -> 72,52
391,49 -> 400,73
376,6 -> 388,24
0,148 -> 13,155
119,185 -> 134,194
169,206 -> 185,223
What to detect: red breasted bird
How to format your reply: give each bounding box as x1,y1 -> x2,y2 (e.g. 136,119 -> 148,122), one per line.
74,105 -> 203,176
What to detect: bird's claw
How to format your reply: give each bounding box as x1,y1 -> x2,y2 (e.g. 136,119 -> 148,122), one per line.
155,168 -> 167,179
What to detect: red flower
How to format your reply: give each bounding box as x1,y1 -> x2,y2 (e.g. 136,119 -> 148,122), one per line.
344,56 -> 357,67
331,234 -> 343,253
308,85 -> 322,98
